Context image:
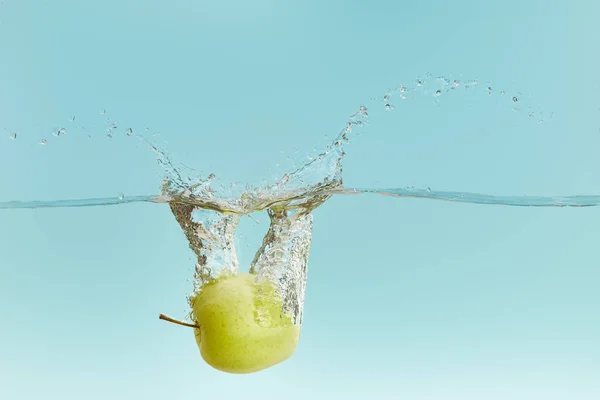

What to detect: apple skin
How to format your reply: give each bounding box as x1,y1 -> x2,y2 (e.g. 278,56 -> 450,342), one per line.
190,273 -> 300,374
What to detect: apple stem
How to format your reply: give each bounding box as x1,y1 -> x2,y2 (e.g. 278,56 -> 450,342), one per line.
159,313 -> 200,329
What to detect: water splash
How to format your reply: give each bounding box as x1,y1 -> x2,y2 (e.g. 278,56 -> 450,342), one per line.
0,75 -> 589,211
2,74 -> 596,328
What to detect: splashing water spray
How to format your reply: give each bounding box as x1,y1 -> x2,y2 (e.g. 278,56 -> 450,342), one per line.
3,75 -> 599,373
153,104 -> 363,373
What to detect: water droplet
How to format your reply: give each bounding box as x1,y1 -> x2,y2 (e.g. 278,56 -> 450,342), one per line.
10,132 -> 16,140
101,109 -> 106,115
40,139 -> 47,145
488,87 -> 493,95
118,193 -> 125,200
71,116 -> 76,122
107,133 -> 113,139
399,85 -> 407,93
384,103 -> 394,111
434,90 -> 442,96
383,94 -> 391,102
512,96 -> 518,102
279,174 -> 290,185
416,79 -> 423,86
436,76 -> 451,86
500,90 -> 505,95
127,128 -> 133,136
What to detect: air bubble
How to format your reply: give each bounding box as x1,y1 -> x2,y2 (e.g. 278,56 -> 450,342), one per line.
434,90 -> 441,96
384,104 -> 394,111
127,128 -> 133,136
512,96 -> 518,102
118,193 -> 125,200
10,132 -> 16,140
40,139 -> 47,145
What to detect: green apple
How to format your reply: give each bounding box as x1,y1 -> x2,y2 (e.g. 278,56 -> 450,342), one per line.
189,272 -> 300,374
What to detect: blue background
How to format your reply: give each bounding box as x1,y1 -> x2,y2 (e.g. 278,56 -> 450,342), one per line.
1,1 -> 599,399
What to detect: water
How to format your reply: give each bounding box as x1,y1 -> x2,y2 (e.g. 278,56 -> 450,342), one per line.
4,0 -> 600,394
2,76 -> 592,211
2,188 -> 599,211
2,75 -> 599,331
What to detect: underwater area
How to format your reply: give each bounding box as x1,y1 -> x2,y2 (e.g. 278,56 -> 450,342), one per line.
1,1 -> 599,399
